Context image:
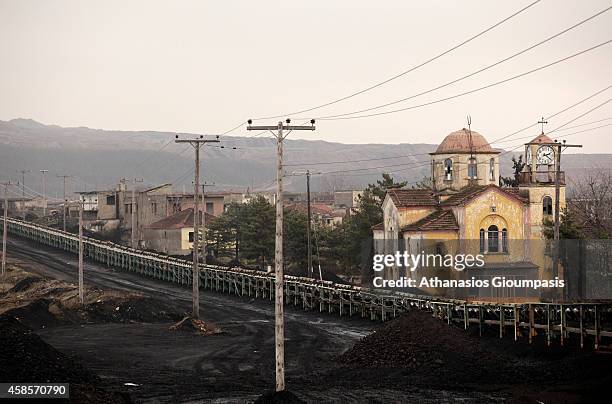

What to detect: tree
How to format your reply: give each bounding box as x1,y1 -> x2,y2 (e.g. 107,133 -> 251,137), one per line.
206,202 -> 244,263
500,155 -> 526,187
567,170 -> 612,238
365,173 -> 408,202
543,208 -> 583,239
238,196 -> 275,269
412,176 -> 432,189
283,208 -> 309,270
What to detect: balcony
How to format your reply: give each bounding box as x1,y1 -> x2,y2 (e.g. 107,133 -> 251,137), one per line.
518,171 -> 565,185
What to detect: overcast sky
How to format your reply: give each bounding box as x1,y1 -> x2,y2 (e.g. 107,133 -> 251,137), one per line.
0,0 -> 610,153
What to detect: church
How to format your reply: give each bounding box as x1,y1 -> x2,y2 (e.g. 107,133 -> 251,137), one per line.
373,128 -> 565,300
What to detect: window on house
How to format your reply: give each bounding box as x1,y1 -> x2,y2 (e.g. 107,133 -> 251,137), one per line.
106,195 -> 116,205
151,202 -> 157,215
206,202 -> 214,214
479,229 -> 485,253
468,158 -> 478,179
444,159 -> 453,181
125,204 -> 131,214
489,158 -> 495,181
188,232 -> 194,242
543,196 -> 553,216
488,225 -> 499,253
502,228 -> 508,253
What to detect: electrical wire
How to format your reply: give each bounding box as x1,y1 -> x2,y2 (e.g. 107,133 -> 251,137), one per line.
308,40 -> 611,121
313,95 -> 612,177
309,6 -> 612,120
250,0 -> 542,121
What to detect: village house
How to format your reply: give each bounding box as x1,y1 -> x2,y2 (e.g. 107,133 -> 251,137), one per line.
142,208 -> 216,256
373,129 -> 565,301
285,202 -> 346,227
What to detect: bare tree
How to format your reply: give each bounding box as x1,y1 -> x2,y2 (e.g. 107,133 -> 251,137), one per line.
567,169 -> 612,238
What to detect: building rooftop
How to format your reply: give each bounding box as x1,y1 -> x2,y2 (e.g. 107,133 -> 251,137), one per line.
402,209 -> 459,232
527,133 -> 554,144
440,185 -> 529,206
387,188 -> 438,207
146,208 -> 216,230
432,128 -> 500,154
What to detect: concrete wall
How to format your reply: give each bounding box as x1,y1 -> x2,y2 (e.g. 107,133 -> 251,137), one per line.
142,228 -> 186,256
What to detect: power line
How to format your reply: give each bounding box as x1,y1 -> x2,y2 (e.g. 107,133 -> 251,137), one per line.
311,6 -> 611,120
250,0 -> 542,121
311,40 -> 612,121
284,151 -> 432,167
549,116 -> 612,132
316,97 -> 612,177
279,84 -> 612,171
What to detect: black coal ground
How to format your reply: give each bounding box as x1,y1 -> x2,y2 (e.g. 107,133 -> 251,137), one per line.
4,236 -> 612,403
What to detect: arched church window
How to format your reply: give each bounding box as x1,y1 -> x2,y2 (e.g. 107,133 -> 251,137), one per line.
543,196 -> 553,216
468,157 -> 478,179
489,158 -> 495,181
444,158 -> 453,180
488,225 -> 499,252
502,228 -> 508,253
479,229 -> 485,253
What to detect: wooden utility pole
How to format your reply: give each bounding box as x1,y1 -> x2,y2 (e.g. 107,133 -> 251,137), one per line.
57,175 -> 72,231
289,170 -> 321,278
247,118 -> 316,392
175,136 -> 219,319
547,140 -> 582,298
40,170 -> 48,217
78,200 -> 84,303
124,178 -> 144,249
17,169 -> 30,219
2,182 -> 11,278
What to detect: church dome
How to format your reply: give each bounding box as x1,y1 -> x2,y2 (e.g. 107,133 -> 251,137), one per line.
434,128 -> 495,154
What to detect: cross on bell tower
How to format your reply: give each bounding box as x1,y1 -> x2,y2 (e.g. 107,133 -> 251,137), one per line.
538,116 -> 548,134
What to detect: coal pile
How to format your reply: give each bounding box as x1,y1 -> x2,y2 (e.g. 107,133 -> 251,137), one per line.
335,309 -> 612,395
81,296 -> 184,324
1,269 -> 184,329
0,315 -> 129,403
254,390 -> 306,404
169,316 -> 223,336
8,276 -> 43,293
338,310 -> 508,384
0,314 -> 96,383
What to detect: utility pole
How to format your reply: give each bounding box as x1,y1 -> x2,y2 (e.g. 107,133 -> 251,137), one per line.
57,175 -> 72,231
16,169 -> 31,219
201,181 -> 215,265
247,118 -> 316,392
124,178 -> 144,249
78,200 -> 84,303
548,140 -> 582,300
175,135 -> 219,319
289,170 -> 321,278
2,181 -> 11,278
40,170 -> 48,217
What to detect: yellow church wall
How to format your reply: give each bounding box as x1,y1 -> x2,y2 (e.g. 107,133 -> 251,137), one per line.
397,207 -> 437,228
461,189 -> 529,264
520,186 -> 566,239
402,230 -> 459,240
